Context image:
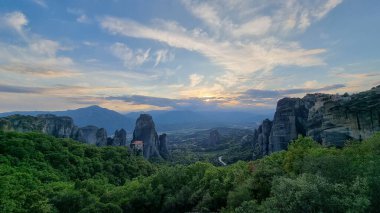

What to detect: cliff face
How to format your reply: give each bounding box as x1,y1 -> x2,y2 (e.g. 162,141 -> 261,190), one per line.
0,114 -> 125,147
253,85 -> 380,158
158,133 -> 169,160
73,125 -> 108,146
108,129 -> 127,146
131,114 -> 169,159
252,119 -> 272,159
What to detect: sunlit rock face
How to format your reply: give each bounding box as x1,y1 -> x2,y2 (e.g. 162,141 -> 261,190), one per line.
253,85 -> 380,158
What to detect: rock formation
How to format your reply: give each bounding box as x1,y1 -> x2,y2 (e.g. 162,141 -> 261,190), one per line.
208,129 -> 221,146
252,85 -> 380,158
131,114 -> 169,159
73,125 -> 107,146
0,114 -> 125,147
159,133 -> 169,159
252,119 -> 272,159
107,129 -> 127,146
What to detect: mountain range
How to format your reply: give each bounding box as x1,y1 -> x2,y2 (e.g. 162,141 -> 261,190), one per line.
0,106 -> 270,133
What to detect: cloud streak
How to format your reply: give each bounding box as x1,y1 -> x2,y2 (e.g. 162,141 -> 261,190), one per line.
100,17 -> 326,76
110,42 -> 150,68
241,84 -> 346,99
106,95 -> 221,110
0,84 -> 45,94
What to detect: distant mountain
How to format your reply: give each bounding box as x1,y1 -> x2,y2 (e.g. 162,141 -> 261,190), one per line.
126,110 -> 271,132
0,105 -> 134,133
0,106 -> 272,133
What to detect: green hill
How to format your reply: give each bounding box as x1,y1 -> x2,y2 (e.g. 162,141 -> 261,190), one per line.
1,131 -> 380,212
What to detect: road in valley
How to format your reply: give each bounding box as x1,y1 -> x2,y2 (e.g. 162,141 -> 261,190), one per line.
218,156 -> 227,166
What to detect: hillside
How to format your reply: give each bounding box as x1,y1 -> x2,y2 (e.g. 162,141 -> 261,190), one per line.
1,131 -> 380,212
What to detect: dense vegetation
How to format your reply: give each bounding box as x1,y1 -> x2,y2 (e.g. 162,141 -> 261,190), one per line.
1,131 -> 380,212
169,128 -> 254,165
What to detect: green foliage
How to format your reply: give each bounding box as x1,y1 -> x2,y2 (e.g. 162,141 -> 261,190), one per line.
1,131 -> 380,212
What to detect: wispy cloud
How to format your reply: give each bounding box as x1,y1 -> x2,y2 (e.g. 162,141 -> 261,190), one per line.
106,95 -> 220,110
67,8 -> 91,24
0,84 -> 45,94
189,74 -> 204,87
154,49 -> 174,67
0,12 -> 78,78
241,84 -> 346,99
100,0 -> 343,94
32,0 -> 47,8
100,17 -> 326,78
1,11 -> 28,35
110,42 -> 150,68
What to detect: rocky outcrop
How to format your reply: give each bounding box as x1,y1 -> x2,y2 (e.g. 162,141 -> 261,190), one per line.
0,114 -> 76,138
159,134 -> 169,159
107,129 -> 127,146
252,119 -> 272,159
253,85 -> 380,158
269,98 -> 309,153
0,114 -> 122,147
208,129 -> 221,146
73,125 -> 108,146
131,114 -> 169,159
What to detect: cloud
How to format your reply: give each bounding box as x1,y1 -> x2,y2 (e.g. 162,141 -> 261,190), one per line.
110,42 -> 150,68
67,8 -> 91,24
232,16 -> 272,37
182,0 -> 343,34
189,74 -> 204,87
83,41 -> 98,46
154,49 -> 174,67
241,84 -> 346,99
106,95 -> 220,110
182,0 -> 221,29
0,39 -> 77,78
33,0 -> 47,8
77,15 -> 90,24
1,11 -> 28,34
0,84 -> 45,94
100,17 -> 326,76
0,12 -> 78,78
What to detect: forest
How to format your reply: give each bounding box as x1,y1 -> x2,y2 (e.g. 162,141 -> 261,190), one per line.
1,131 -> 380,212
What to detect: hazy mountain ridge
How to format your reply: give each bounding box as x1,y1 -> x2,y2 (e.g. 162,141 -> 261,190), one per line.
0,107 -> 271,133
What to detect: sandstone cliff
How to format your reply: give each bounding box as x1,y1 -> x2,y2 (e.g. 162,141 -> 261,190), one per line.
131,114 -> 169,159
159,133 -> 170,160
253,85 -> 380,158
108,129 -> 127,146
0,114 -> 124,146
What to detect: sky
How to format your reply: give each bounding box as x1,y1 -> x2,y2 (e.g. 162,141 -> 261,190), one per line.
0,0 -> 379,113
